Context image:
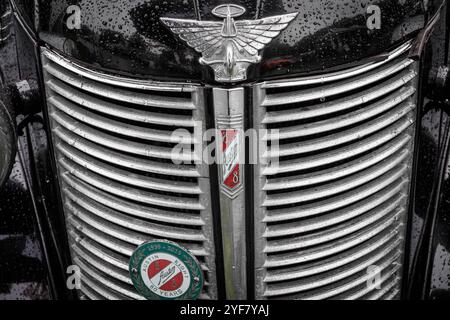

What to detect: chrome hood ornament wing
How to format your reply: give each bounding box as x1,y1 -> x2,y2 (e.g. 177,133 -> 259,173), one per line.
161,4 -> 298,82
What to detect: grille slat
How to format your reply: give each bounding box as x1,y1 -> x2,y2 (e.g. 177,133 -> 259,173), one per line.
64,188 -> 208,257
57,142 -> 201,195
269,103 -> 414,158
263,214 -> 402,268
264,166 -> 409,223
254,44 -> 417,300
51,110 -> 195,162
0,9 -> 11,44
263,121 -> 413,176
68,229 -> 210,272
265,85 -> 415,141
380,287 -> 401,300
65,201 -> 204,252
42,48 -> 217,300
72,244 -> 133,285
68,216 -> 136,256
59,161 -> 203,211
69,229 -> 130,271
335,273 -> 400,300
264,235 -> 401,297
265,229 -> 401,283
62,173 -> 204,226
261,42 -> 411,89
64,187 -> 206,242
73,242 -> 211,288
54,126 -> 199,178
67,215 -> 206,261
46,78 -> 196,127
80,282 -> 105,300
41,49 -> 196,92
264,134 -> 411,190
74,256 -> 144,300
269,251 -> 402,300
81,276 -> 127,300
366,275 -> 400,300
264,179 -> 406,229
263,67 -> 416,124
261,57 -> 413,107
264,197 -> 405,249
43,61 -> 195,109
49,94 -> 194,144
263,154 -> 409,207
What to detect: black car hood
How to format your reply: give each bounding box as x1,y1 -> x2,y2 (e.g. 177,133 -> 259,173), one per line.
20,0 -> 444,83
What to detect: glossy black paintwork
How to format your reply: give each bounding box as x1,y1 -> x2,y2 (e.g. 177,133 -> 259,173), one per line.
408,105 -> 450,299
0,154 -> 50,300
430,156 -> 450,298
408,103 -> 450,300
1,0 -> 449,300
12,0 -> 444,83
405,4 -> 450,299
0,1 -> 73,300
0,4 -> 50,297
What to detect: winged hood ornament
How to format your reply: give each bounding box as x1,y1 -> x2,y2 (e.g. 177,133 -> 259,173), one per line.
161,4 -> 298,83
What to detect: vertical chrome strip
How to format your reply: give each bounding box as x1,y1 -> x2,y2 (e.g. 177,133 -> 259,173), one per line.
252,84 -> 269,298
213,88 -> 247,299
194,87 -> 219,299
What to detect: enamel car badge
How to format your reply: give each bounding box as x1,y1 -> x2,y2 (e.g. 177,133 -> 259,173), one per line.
129,241 -> 204,300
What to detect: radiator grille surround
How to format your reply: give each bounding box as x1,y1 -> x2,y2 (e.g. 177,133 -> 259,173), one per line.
41,42 -> 418,300
253,45 -> 417,300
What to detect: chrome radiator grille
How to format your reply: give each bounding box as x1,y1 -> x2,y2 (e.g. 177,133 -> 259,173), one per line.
41,49 -> 217,300
253,43 -> 417,300
42,41 -> 418,300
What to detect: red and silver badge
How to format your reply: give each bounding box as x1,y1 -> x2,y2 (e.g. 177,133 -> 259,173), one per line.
217,116 -> 244,198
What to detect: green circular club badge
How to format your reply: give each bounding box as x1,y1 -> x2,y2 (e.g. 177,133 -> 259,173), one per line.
129,240 -> 204,300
